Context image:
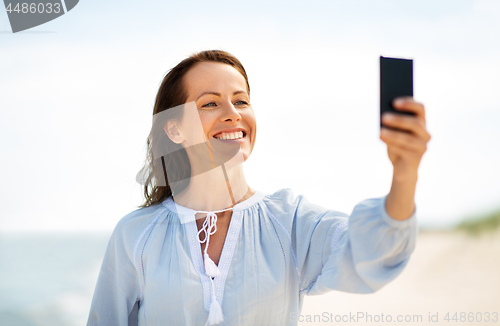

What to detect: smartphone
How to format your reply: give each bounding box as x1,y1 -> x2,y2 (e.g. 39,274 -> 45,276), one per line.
380,56 -> 415,130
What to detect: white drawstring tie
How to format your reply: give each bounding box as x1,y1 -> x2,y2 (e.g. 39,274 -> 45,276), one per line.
196,207 -> 233,325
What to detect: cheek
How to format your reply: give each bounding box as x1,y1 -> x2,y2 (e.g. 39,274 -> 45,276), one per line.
243,110 -> 257,131
198,111 -> 216,135
241,111 -> 257,147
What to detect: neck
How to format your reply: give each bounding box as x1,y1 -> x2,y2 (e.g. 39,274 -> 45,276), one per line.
172,163 -> 254,212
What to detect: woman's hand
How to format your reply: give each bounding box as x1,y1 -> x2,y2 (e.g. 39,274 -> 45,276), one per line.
380,96 -> 431,179
380,96 -> 431,220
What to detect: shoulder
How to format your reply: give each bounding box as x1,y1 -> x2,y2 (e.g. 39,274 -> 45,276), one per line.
261,188 -> 306,212
261,188 -> 349,223
262,188 -> 348,217
261,188 -> 296,209
109,202 -> 169,252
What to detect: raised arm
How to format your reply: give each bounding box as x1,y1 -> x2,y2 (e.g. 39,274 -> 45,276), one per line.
300,194 -> 418,296
381,97 -> 431,221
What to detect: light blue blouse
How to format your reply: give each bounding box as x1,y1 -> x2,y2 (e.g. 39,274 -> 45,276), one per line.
87,188 -> 418,326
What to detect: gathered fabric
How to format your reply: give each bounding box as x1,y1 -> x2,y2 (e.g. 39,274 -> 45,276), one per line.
87,188 -> 418,326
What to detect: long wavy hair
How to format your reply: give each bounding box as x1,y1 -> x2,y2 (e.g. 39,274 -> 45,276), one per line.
139,50 -> 251,207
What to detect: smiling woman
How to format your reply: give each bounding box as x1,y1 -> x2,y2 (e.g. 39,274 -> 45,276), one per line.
86,50 -> 428,326
136,50 -> 254,209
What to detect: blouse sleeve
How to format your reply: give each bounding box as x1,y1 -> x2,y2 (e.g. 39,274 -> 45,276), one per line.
87,212 -> 144,326
268,188 -> 418,296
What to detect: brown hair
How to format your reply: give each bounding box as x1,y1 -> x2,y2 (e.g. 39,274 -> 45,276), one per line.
139,50 -> 250,207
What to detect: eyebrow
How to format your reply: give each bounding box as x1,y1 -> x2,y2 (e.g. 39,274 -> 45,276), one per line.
196,90 -> 248,101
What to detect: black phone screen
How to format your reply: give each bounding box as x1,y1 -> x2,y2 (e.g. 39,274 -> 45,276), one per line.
380,56 -> 414,129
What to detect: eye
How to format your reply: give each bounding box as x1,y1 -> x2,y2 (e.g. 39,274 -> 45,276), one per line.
201,102 -> 217,108
234,100 -> 249,106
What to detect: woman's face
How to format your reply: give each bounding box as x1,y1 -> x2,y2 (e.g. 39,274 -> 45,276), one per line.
180,61 -> 256,162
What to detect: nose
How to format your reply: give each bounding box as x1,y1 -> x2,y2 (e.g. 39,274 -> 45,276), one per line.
219,100 -> 241,122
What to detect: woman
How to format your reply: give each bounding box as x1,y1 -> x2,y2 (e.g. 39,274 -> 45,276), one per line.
87,50 -> 431,325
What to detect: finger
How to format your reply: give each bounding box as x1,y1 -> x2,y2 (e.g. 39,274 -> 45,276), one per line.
381,113 -> 431,142
392,97 -> 426,123
381,130 -> 427,154
380,127 -> 428,153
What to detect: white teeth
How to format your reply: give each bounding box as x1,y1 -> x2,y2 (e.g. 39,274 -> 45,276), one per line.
214,131 -> 244,140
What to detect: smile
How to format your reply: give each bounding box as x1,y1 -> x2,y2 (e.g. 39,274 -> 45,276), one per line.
213,131 -> 246,140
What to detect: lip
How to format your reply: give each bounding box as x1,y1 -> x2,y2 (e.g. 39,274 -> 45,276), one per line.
212,128 -> 247,137
213,133 -> 247,144
214,136 -> 246,144
212,128 -> 248,143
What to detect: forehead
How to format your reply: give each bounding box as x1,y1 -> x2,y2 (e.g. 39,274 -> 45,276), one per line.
183,62 -> 248,95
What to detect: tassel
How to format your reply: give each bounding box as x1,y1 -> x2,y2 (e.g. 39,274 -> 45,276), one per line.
206,297 -> 224,325
204,252 -> 221,277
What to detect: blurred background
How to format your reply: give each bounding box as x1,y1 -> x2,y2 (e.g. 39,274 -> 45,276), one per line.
1,0 -> 499,325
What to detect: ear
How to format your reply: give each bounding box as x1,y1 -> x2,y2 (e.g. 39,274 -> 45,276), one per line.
164,120 -> 184,144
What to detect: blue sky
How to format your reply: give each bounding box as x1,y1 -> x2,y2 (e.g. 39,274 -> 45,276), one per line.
1,0 -> 499,231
